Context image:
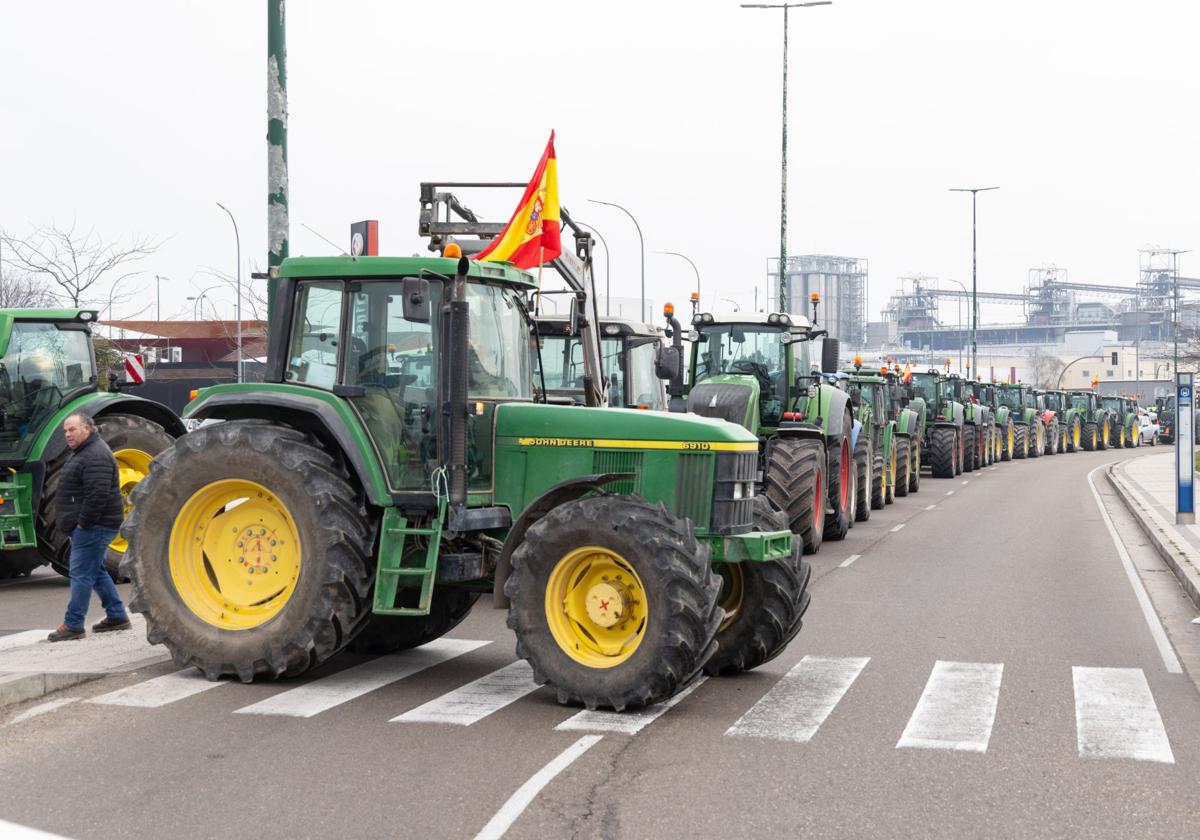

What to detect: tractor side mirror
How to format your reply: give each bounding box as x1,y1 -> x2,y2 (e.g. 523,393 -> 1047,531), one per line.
655,345 -> 682,382
821,338 -> 840,373
402,278 -> 431,323
569,295 -> 582,336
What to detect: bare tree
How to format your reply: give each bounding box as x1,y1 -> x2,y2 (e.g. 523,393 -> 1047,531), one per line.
1028,347 -> 1065,388
0,221 -> 161,308
0,269 -> 58,308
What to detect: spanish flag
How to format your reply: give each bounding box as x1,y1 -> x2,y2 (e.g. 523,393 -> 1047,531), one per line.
476,131 -> 561,270
901,362 -> 913,384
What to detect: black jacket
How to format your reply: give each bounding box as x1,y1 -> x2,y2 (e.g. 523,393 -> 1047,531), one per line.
56,433 -> 124,534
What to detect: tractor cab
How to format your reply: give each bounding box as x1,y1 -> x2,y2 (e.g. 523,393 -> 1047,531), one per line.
533,315 -> 665,410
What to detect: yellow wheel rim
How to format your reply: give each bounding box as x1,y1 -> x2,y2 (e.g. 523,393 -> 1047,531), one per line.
1007,426 -> 1014,455
889,447 -> 897,487
168,479 -> 302,631
1132,425 -> 1139,445
1073,424 -> 1081,448
545,546 -> 646,668
717,564 -> 744,633
1103,424 -> 1110,446
108,448 -> 153,554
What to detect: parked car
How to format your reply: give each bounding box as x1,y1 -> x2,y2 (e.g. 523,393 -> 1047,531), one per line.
1138,408 -> 1159,446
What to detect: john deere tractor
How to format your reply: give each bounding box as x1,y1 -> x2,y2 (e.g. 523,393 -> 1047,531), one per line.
994,384 -> 1043,459
945,376 -> 992,470
1042,389 -> 1083,452
1099,395 -> 1140,448
963,379 -> 998,466
124,250 -> 806,710
0,309 -> 182,580
680,308 -> 852,550
1065,390 -> 1112,450
839,362 -> 921,513
1032,389 -> 1061,456
909,370 -> 963,478
534,314 -> 666,410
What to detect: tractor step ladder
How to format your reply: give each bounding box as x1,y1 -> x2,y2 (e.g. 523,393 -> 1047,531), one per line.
372,498 -> 445,616
0,474 -> 37,549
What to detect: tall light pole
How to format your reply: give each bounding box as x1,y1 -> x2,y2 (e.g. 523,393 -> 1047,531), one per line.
741,1 -> 832,314
216,202 -> 243,383
575,221 -> 611,316
1167,250 -> 1190,379
657,251 -> 701,303
588,199 -> 644,322
950,186 -> 999,378
720,297 -> 742,312
153,275 -> 168,321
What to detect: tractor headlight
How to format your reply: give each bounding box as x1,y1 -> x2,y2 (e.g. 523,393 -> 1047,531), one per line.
768,313 -> 781,325
702,313 -> 714,324
808,385 -> 818,398
687,330 -> 700,342
780,332 -> 793,344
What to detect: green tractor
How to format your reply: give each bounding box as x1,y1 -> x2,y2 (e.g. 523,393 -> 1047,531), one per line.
945,376 -> 993,470
838,362 -> 921,516
987,382 -> 1017,462
0,309 -> 183,580
1064,390 -> 1113,450
966,379 -> 999,466
909,370 -> 964,478
1100,395 -> 1141,448
681,308 -> 852,550
123,250 -> 805,710
533,314 -> 666,410
1042,389 -> 1084,452
994,383 -> 1044,459
1031,389 -> 1061,456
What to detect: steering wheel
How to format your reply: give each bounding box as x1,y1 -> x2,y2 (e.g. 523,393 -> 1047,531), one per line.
729,360 -> 774,396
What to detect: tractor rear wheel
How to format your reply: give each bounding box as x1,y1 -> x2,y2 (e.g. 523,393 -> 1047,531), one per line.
1067,418 -> 1081,452
704,496 -> 811,676
871,452 -> 886,509
0,549 -> 44,580
824,419 -> 853,541
1014,424 -> 1028,459
506,495 -> 721,710
1126,423 -> 1139,448
350,588 -> 480,654
894,437 -> 911,497
1029,423 -> 1044,458
853,437 -> 872,523
764,437 -> 826,555
908,442 -> 922,493
963,427 -> 976,472
1082,421 -> 1099,451
41,413 -> 176,578
1000,422 -> 1014,461
931,426 -> 957,478
122,420 -> 376,682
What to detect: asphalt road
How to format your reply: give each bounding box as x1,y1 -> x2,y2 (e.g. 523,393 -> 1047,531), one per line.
2,444 -> 1199,840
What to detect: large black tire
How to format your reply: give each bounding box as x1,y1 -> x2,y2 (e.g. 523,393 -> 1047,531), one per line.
0,549 -> 44,580
1028,422 -> 1043,458
894,436 -> 911,498
1046,422 -> 1059,455
350,588 -> 481,654
705,496 -> 811,676
824,417 -> 853,542
909,441 -> 922,493
954,430 -> 964,475
122,420 -> 376,682
853,437 -> 871,523
40,413 -> 176,578
1000,421 -> 1014,462
931,426 -> 957,478
884,441 -> 898,504
505,495 -> 721,710
1014,424 -> 1028,459
1097,420 -> 1110,451
1082,421 -> 1099,451
963,427 -> 976,473
764,437 -> 826,555
1066,417 -> 1080,452
870,452 -> 886,509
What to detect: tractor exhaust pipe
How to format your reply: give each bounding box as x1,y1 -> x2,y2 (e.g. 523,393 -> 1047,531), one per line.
446,255 -> 470,508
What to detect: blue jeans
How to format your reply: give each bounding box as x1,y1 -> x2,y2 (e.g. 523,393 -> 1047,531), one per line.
64,526 -> 125,630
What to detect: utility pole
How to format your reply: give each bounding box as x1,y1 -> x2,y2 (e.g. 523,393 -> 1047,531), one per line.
741,1 -> 832,314
267,0 -> 289,314
217,203 -> 243,383
950,186 -> 999,378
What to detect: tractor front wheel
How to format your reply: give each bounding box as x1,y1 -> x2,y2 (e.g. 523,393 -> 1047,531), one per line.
853,436 -> 872,523
824,419 -> 853,541
764,437 -> 827,555
1014,424 -> 1028,459
1029,423 -> 1044,458
931,426 -> 957,478
506,495 -> 721,710
894,436 -> 911,497
1082,421 -> 1099,451
870,452 -> 886,509
704,496 -> 811,676
908,442 -> 922,493
963,428 -> 976,473
1000,422 -> 1014,461
0,549 -> 44,580
122,420 -> 375,682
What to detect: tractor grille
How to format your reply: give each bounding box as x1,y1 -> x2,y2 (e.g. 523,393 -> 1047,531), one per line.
592,450 -> 642,495
688,383 -> 754,427
711,451 -> 757,535
674,453 -> 712,529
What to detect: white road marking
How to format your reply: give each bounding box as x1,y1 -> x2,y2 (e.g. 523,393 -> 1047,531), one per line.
474,735 -> 603,840
0,616 -> 165,674
7,697 -> 78,725
234,638 -> 488,718
946,490 -> 956,496
88,669 -> 225,708
1086,464 -> 1183,673
890,523 -> 906,532
726,655 -> 869,743
555,678 -> 706,734
925,505 -> 937,511
838,554 -> 861,568
0,818 -> 73,839
1073,666 -> 1174,763
961,480 -> 970,485
897,661 -> 1003,753
0,630 -> 53,654
392,660 -> 539,726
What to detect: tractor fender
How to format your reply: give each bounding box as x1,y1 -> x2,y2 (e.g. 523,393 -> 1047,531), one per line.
188,390 -> 392,505
491,472 -> 635,609
34,392 -> 186,467
819,385 -> 852,442
896,408 -> 919,437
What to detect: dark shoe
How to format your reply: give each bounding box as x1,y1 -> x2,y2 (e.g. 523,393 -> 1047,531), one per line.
48,624 -> 85,642
92,616 -> 132,633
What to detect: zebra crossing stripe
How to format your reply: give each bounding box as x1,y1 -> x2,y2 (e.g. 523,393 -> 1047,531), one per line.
233,638 -> 489,719
726,655 -> 869,743
1073,666 -> 1174,763
555,677 -> 707,735
7,697 -> 78,725
897,661 -> 1003,753
88,669 -> 224,708
392,660 -> 540,726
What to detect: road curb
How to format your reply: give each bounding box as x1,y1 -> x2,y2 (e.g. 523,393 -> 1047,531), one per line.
0,671 -> 103,712
1106,463 -> 1200,613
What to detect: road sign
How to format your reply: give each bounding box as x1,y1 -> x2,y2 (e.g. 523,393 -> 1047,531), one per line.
1176,372 -> 1194,524
124,353 -> 145,384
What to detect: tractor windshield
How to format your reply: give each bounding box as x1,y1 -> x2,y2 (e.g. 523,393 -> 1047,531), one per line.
0,322 -> 94,457
1101,397 -> 1121,412
1069,394 -> 1091,412
909,374 -> 939,406
465,284 -> 533,399
536,335 -> 623,405
996,389 -> 1022,410
693,324 -> 788,412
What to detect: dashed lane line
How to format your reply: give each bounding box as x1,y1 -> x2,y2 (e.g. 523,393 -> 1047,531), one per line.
890,523 -> 906,532
839,554 -> 862,568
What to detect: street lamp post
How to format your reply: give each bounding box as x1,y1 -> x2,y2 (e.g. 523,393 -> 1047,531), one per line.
741,1 -> 832,314
575,221 -> 611,316
1055,355 -> 1103,389
657,251 -> 701,304
216,202 -> 243,383
153,275 -> 167,321
588,199 -> 644,322
950,186 -> 999,378
720,297 -> 742,312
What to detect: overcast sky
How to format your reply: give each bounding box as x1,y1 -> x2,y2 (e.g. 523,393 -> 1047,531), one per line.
2,0 -> 1196,327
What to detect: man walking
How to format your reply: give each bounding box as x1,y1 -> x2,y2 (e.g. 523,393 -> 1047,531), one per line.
48,412 -> 131,641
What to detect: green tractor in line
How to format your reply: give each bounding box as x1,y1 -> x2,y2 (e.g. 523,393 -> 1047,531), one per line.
0,309 -> 183,580
1040,389 -> 1083,452
533,314 -> 666,410
1030,389 -> 1062,456
1064,390 -> 1113,450
995,383 -> 1044,459
946,376 -> 994,469
679,307 -> 852,551
124,247 -> 806,710
837,361 -> 921,517
1099,395 -> 1138,448
909,370 -> 964,478
987,382 -> 1017,462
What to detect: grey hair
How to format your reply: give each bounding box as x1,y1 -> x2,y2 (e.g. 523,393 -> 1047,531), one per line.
64,412 -> 95,432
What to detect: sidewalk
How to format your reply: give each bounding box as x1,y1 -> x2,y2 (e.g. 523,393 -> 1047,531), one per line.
1110,452 -> 1200,612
